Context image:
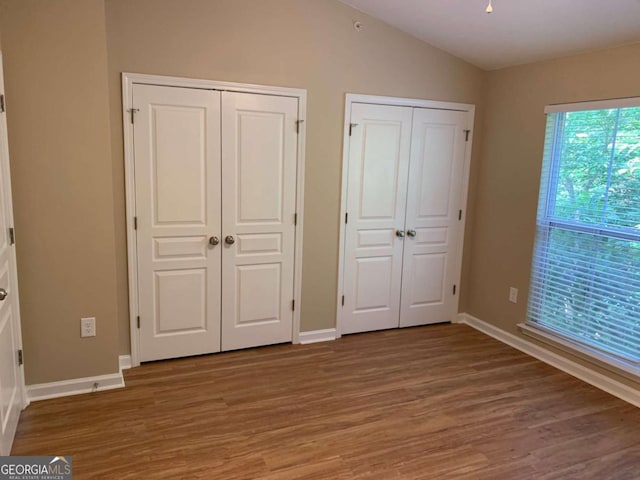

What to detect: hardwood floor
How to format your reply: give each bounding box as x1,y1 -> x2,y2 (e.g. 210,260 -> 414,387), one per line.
12,324 -> 640,479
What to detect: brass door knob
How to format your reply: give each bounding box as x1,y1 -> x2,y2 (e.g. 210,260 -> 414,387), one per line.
406,229 -> 417,238
395,230 -> 405,238
209,236 -> 220,246
225,235 -> 235,245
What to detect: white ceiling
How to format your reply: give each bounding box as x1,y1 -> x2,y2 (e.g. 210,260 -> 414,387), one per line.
340,0 -> 640,70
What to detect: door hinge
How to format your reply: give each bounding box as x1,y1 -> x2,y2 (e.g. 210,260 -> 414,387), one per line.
341,295 -> 345,306
349,123 -> 358,136
18,349 -> 23,366
345,212 -> 348,224
0,94 -> 5,113
137,316 -> 140,328
291,299 -> 295,311
296,119 -> 305,134
9,227 -> 14,245
128,108 -> 140,124
294,213 -> 297,226
464,129 -> 470,142
453,285 -> 457,295
134,216 -> 138,230
458,210 -> 462,221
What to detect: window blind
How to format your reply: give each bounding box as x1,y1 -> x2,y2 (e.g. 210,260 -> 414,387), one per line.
527,105 -> 640,365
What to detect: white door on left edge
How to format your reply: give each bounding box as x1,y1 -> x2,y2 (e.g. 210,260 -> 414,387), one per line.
220,92 -> 298,351
0,53 -> 26,456
133,84 -> 222,362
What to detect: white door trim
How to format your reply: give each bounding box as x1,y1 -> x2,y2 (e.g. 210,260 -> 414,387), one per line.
122,73 -> 307,367
0,52 -> 29,456
336,94 -> 475,338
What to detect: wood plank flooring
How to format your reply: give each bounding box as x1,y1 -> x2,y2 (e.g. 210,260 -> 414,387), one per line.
11,324 -> 640,479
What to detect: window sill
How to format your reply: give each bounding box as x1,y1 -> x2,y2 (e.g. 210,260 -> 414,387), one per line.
518,322 -> 640,382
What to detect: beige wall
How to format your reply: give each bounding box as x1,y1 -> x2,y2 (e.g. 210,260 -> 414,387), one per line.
0,0 -> 119,383
467,42 -> 640,389
0,0 -> 635,393
104,0 -> 485,354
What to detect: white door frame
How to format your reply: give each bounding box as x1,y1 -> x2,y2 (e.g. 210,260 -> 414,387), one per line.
0,51 -> 29,455
336,94 -> 475,338
122,73 -> 307,367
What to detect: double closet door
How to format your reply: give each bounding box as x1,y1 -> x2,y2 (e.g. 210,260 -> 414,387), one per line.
342,102 -> 468,335
133,84 -> 299,362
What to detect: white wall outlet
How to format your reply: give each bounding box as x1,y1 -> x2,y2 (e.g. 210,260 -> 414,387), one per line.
81,317 -> 96,337
509,287 -> 518,304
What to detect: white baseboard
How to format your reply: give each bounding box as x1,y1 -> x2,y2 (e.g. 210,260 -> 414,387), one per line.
27,371 -> 125,402
458,313 -> 640,408
119,355 -> 132,372
299,328 -> 337,344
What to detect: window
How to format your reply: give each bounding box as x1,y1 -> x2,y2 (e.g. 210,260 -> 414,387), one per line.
527,99 -> 640,370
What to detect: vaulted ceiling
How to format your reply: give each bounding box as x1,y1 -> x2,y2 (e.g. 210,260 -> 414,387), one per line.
340,0 -> 640,70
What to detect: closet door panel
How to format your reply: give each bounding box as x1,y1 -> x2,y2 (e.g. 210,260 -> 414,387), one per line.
342,103 -> 413,334
400,108 -> 467,327
221,92 -> 298,351
134,84 -> 222,362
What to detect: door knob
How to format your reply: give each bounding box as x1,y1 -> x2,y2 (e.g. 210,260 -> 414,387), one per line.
395,230 -> 405,238
225,235 -> 235,245
406,229 -> 417,238
0,288 -> 7,301
209,236 -> 220,246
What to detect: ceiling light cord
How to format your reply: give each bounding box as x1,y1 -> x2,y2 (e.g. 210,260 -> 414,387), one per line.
486,0 -> 493,14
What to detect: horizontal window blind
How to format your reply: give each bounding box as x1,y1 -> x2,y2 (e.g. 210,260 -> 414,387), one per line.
528,104 -> 640,365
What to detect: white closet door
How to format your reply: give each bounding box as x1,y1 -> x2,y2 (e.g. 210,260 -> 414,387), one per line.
0,54 -> 25,456
221,92 -> 298,351
342,103 -> 413,334
134,84 -> 222,362
399,108 -> 467,327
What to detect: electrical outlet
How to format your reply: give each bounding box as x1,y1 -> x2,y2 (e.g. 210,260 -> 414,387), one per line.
81,317 -> 96,337
509,287 -> 518,304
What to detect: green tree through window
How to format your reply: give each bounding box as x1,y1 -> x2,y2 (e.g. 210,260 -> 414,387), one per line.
528,104 -> 640,364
